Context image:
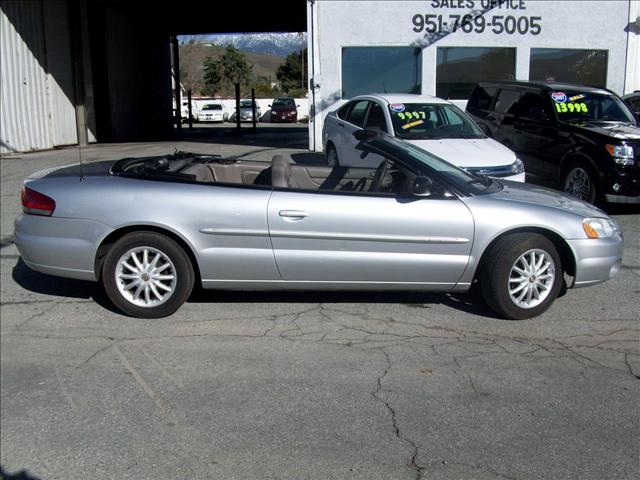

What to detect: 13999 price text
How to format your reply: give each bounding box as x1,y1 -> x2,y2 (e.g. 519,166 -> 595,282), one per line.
412,14 -> 542,35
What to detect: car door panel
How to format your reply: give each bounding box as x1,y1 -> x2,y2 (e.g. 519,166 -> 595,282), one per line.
268,191 -> 474,287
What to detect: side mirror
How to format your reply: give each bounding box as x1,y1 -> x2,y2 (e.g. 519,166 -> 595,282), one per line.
268,104 -> 272,107
411,176 -> 433,196
411,176 -> 447,197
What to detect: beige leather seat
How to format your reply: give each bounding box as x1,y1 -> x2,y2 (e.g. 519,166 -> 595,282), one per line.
271,155 -> 296,188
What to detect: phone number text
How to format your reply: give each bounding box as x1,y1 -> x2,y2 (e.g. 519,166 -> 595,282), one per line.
412,14 -> 542,35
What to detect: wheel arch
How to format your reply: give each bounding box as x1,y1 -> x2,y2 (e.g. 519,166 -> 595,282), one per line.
558,150 -> 598,182
474,226 -> 576,282
94,224 -> 202,284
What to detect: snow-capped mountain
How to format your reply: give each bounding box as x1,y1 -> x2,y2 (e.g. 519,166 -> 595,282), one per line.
207,32 -> 306,57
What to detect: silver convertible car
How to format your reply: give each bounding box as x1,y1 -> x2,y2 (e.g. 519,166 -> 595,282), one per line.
15,133 -> 623,319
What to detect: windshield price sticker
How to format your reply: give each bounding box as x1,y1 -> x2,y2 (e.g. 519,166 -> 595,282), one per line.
551,92 -> 589,113
396,111 -> 428,121
390,103 -> 406,112
555,102 -> 588,114
402,119 -> 425,130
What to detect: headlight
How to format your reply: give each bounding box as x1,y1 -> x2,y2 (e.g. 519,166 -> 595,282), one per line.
511,158 -> 525,174
605,144 -> 634,166
582,217 -> 619,239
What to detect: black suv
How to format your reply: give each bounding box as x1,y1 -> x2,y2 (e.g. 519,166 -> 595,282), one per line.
466,81 -> 640,204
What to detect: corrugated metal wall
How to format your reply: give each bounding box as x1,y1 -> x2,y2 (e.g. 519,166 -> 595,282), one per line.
0,0 -> 77,154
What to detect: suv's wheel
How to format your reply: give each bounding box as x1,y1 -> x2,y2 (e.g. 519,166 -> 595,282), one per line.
481,233 -> 562,320
102,232 -> 194,318
562,162 -> 598,204
326,144 -> 340,167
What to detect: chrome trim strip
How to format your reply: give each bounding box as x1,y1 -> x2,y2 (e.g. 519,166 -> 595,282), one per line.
269,230 -> 470,244
199,228 -> 269,237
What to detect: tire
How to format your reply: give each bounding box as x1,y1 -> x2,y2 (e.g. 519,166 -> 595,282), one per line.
326,143 -> 340,167
480,233 -> 562,320
102,231 -> 195,318
562,162 -> 598,204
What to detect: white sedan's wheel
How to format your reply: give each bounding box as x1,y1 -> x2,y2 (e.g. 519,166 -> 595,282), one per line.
481,233 -> 562,320
102,232 -> 194,318
326,144 -> 339,167
115,246 -> 177,308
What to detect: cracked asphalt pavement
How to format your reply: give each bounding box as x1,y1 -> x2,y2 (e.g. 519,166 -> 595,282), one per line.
1,137 -> 639,479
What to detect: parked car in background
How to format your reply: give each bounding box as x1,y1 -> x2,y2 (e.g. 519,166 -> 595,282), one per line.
232,99 -> 261,122
270,97 -> 298,123
466,81 -> 640,204
14,134 -> 622,319
322,94 -> 524,182
197,103 -> 225,122
621,91 -> 640,119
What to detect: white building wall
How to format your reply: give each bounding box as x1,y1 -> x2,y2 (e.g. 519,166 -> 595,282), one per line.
0,0 -> 82,154
625,0 -> 640,93
308,0 -> 634,152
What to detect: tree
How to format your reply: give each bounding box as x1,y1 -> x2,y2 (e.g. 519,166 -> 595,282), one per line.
276,48 -> 308,96
202,46 -> 253,97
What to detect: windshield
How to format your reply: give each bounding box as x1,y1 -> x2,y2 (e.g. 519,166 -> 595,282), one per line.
550,90 -> 636,123
203,104 -> 222,110
364,135 -> 502,195
389,103 -> 485,139
240,100 -> 254,108
273,98 -> 294,107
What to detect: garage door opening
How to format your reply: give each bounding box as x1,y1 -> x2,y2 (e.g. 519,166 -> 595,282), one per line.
171,31 -> 309,149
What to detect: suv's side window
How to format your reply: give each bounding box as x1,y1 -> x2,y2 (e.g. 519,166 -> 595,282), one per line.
346,100 -> 370,127
494,89 -> 521,115
468,86 -> 497,113
514,92 -> 552,122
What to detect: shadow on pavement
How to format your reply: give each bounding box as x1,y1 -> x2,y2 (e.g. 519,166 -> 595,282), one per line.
0,466 -> 42,480
11,258 -> 120,314
12,258 -> 501,319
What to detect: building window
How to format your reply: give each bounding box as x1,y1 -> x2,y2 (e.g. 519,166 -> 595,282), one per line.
342,47 -> 422,99
436,47 -> 516,100
529,49 -> 607,88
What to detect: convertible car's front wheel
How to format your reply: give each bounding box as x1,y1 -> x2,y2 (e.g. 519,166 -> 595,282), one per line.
480,233 -> 562,320
102,232 -> 194,318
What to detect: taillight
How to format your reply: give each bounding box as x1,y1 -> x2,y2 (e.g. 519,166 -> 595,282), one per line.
21,186 -> 56,216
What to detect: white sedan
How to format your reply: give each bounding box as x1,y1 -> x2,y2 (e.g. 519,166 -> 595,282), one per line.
322,93 -> 525,181
198,103 -> 225,122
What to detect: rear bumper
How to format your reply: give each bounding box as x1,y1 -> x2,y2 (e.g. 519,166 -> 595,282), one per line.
14,213 -> 111,281
567,236 -> 624,288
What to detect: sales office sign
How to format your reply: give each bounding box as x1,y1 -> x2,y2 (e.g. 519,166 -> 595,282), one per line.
412,0 -> 543,44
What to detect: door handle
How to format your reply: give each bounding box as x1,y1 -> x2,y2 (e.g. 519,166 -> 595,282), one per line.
279,210 -> 309,219
338,122 -> 344,128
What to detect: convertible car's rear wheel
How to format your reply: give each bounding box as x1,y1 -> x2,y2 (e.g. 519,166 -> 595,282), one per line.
102,232 -> 194,318
480,233 -> 562,320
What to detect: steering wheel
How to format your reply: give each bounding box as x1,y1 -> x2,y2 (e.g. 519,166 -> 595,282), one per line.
353,176 -> 367,191
369,160 -> 389,192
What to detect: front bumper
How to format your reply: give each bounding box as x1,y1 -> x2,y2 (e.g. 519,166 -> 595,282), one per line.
14,213 -> 111,281
567,235 -> 624,288
602,164 -> 640,203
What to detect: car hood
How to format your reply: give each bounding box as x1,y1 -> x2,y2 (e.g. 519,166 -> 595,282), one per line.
405,138 -> 516,168
487,180 -> 606,217
564,121 -> 640,140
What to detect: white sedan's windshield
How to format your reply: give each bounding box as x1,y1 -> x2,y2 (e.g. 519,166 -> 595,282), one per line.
389,103 -> 484,140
